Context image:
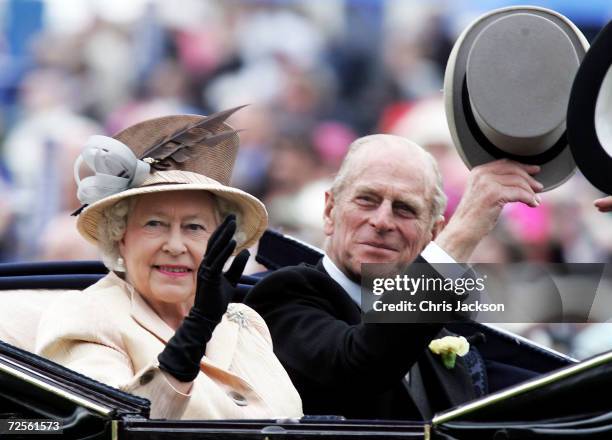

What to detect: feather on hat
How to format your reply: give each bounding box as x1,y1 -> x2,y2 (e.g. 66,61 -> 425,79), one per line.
73,106 -> 267,253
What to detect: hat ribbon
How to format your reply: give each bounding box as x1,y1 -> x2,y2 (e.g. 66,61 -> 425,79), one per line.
74,135 -> 151,205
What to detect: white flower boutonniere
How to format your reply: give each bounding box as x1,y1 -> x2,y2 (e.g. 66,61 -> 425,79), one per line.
428,336 -> 470,369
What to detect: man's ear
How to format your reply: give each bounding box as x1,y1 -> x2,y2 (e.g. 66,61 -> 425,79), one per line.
323,190 -> 335,236
430,215 -> 446,242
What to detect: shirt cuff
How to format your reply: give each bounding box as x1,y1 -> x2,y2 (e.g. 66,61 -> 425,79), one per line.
421,242 -> 472,280
422,242 -> 457,264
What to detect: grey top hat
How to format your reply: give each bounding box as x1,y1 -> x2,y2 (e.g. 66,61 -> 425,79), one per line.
444,6 -> 589,191
567,19 -> 612,194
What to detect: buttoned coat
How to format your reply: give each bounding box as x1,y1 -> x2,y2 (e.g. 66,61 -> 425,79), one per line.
35,273 -> 303,419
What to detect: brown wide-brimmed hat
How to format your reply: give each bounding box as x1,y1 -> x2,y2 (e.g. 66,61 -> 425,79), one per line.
444,6 -> 589,191
73,106 -> 267,253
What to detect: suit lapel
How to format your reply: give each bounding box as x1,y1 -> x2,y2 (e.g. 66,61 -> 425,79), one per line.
315,260 -> 361,322
315,260 -> 477,410
420,329 -> 477,408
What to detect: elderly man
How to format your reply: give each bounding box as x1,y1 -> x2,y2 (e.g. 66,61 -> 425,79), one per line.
246,134 -> 541,419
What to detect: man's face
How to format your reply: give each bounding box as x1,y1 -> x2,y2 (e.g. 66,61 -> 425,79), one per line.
324,143 -> 441,281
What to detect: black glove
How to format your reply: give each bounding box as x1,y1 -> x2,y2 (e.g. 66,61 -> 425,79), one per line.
158,214 -> 250,382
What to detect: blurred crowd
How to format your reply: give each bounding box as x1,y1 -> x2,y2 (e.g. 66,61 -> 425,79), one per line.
0,0 -> 611,357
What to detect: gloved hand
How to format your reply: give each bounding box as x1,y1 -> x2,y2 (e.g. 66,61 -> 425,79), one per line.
193,214 -> 250,321
158,214 -> 250,382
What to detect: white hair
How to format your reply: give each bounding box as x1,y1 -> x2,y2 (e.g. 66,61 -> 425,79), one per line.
96,192 -> 243,272
330,134 -> 447,221
97,199 -> 131,271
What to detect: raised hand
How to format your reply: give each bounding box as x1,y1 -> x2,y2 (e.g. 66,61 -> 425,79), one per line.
194,214 -> 249,320
158,215 -> 250,382
436,159 -> 543,261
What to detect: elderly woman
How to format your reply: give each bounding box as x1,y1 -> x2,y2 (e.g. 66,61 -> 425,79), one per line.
35,108 -> 302,419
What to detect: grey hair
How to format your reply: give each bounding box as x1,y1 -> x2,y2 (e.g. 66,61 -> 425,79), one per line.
330,134 -> 447,222
96,192 -> 243,272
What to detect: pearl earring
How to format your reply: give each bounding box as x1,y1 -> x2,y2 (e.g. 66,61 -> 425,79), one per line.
116,257 -> 126,271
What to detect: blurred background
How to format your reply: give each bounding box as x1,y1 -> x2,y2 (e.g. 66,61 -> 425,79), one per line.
0,0 -> 611,358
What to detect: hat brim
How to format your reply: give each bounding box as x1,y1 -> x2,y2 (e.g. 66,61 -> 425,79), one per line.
567,20 -> 612,194
444,6 -> 589,191
77,172 -> 268,254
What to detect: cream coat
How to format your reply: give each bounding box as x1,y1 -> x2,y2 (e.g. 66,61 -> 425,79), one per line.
35,273 -> 303,419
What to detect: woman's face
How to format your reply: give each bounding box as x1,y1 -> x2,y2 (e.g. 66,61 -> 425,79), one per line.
119,191 -> 219,309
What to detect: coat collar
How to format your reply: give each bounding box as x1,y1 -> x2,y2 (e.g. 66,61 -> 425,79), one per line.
104,272 -> 177,344
321,254 -> 362,307
105,272 -> 239,371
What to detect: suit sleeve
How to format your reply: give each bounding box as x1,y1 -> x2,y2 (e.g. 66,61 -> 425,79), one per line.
35,293 -> 190,419
245,266 -> 443,392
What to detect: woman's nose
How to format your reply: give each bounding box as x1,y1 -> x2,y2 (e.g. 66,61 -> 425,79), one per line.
162,225 -> 187,255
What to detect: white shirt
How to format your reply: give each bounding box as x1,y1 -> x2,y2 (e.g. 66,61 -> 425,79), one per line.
322,241 -> 457,308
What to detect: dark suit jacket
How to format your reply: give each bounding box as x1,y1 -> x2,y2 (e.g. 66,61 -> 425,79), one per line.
246,260 -> 477,420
